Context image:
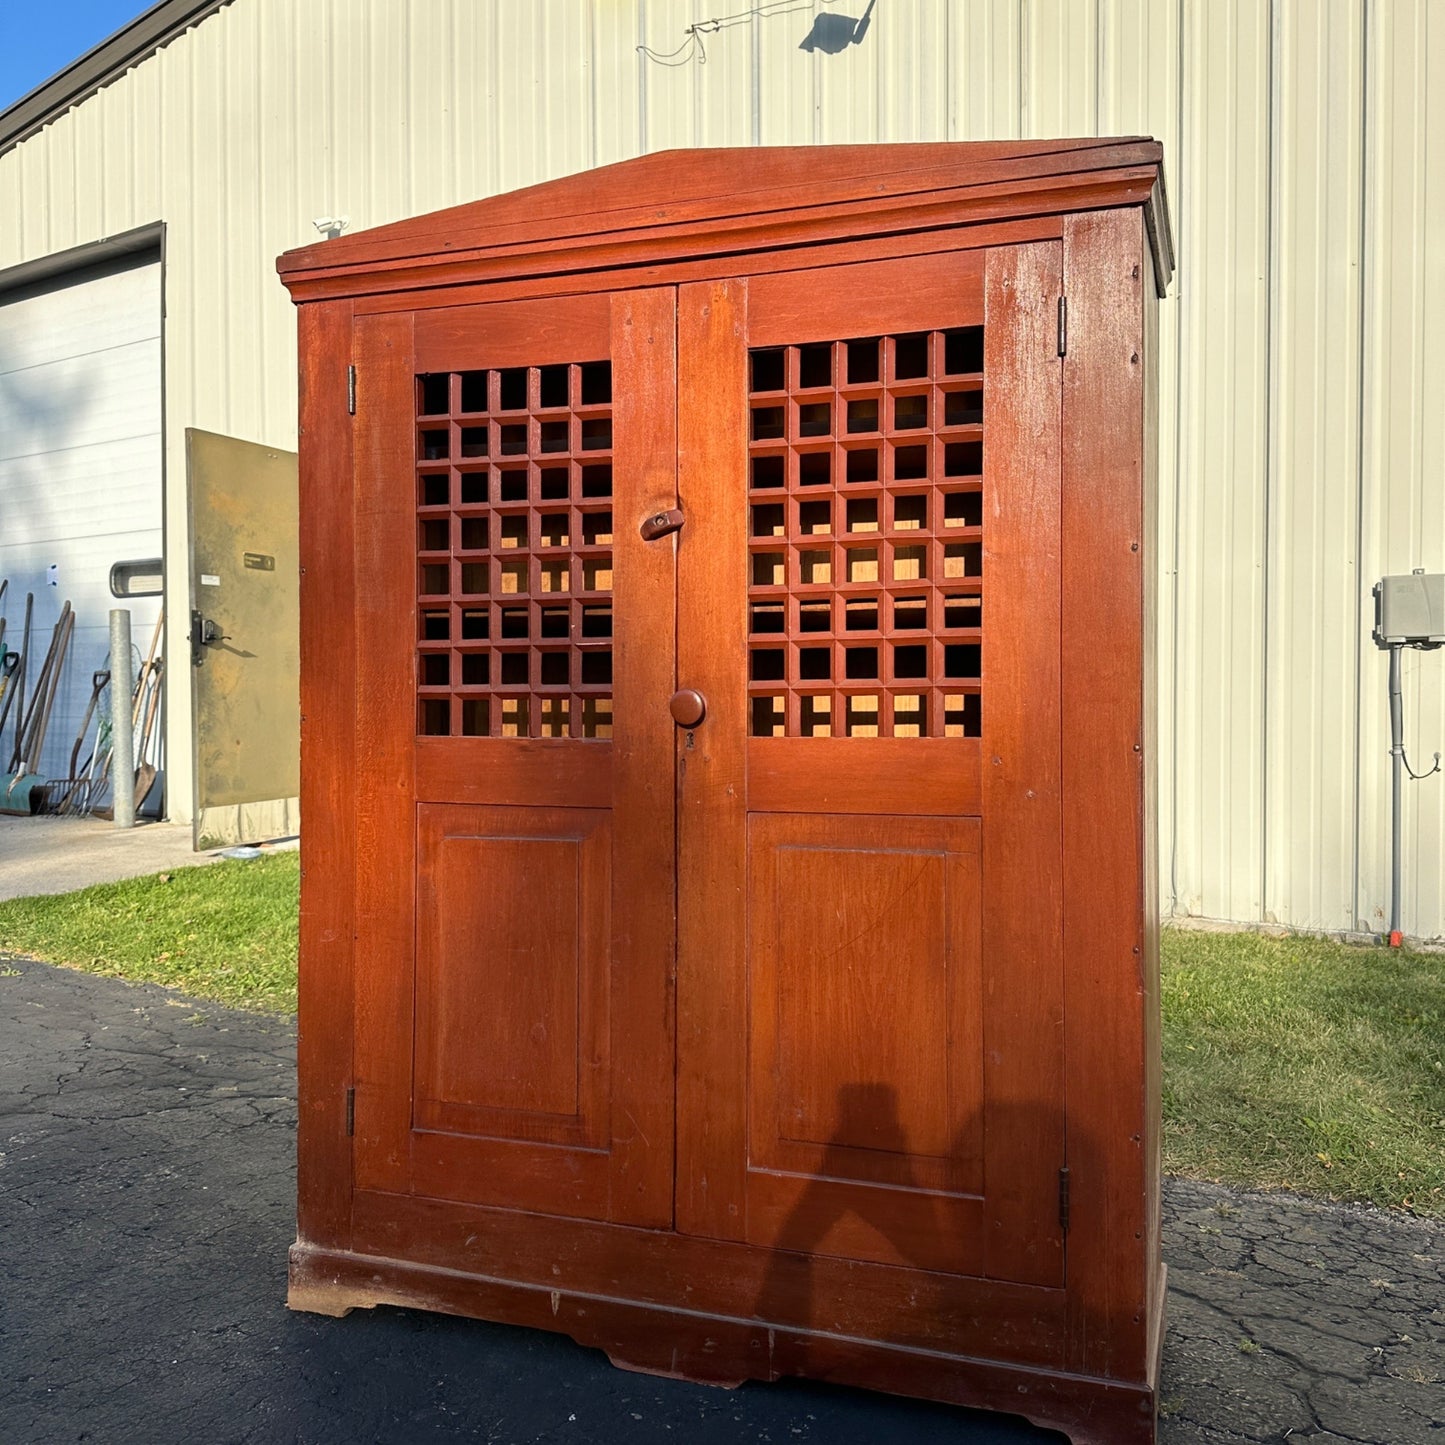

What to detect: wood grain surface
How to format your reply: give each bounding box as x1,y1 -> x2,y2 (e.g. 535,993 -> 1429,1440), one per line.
295,296 -> 356,1251
289,139 -> 1169,1440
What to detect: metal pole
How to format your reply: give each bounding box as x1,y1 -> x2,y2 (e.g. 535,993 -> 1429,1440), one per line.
1388,642 -> 1404,947
109,609 -> 136,830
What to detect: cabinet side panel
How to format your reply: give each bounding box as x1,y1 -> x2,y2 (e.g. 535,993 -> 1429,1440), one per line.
1060,208 -> 1154,1384
1143,250 -> 1163,1335
295,296 -> 357,1250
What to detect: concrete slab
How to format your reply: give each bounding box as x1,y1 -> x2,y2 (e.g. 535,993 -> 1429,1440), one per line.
0,814 -> 217,901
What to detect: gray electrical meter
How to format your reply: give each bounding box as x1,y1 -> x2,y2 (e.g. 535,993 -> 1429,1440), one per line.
1373,571 -> 1445,648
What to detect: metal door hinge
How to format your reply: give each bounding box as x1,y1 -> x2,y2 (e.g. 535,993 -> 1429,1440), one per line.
1058,1166 -> 1071,1234
347,365 -> 357,415
1057,297 -> 1068,357
345,1086 -> 355,1136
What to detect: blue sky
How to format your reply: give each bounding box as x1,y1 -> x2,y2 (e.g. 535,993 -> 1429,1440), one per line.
1,1 -> 155,113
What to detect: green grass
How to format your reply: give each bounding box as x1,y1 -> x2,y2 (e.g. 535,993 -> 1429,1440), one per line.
3,856 -> 1442,1214
1163,927 -> 1445,1215
0,853 -> 300,1015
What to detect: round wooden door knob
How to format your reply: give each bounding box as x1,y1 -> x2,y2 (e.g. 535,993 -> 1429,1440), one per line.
668,689 -> 707,727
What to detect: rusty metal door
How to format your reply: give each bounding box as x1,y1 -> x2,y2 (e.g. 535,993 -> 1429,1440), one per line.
187,427 -> 300,848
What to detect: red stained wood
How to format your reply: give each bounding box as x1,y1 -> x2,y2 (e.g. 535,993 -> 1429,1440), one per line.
278,140 -> 1169,304
746,249 -> 985,347
674,250 -> 1072,1300
295,296 -> 356,1252
282,173 -> 1158,307
350,310 -> 418,1198
748,737 -> 981,814
414,804 -> 607,1133
674,278 -> 751,1242
1059,208 -> 1161,1382
351,290 -> 678,1227
414,292 -> 611,373
285,140 -> 1170,1444
291,1234 -> 1157,1445
605,285 -> 680,1226
415,737 -> 611,808
345,1188 -> 1069,1367
1143,262 -> 1164,1317
349,213 -> 1064,321
979,241 -> 1066,1289
744,812 -> 985,1276
282,140 -> 1156,275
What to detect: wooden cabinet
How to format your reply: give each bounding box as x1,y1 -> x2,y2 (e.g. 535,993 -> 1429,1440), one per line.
279,140 -> 1174,1445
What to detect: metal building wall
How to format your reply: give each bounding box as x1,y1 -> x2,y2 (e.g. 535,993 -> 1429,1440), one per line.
0,0 -> 1439,939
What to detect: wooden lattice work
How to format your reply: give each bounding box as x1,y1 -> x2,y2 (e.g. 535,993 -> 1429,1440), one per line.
414,360 -> 614,739
746,329 -> 984,738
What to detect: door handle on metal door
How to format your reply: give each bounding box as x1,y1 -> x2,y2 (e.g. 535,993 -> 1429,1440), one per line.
640,508 -> 684,541
189,609 -> 230,666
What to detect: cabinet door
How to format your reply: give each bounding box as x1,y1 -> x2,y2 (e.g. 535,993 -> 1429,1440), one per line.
675,245 -> 1066,1287
350,290 -> 678,1227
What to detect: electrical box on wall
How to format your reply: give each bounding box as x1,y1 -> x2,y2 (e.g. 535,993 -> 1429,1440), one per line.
1373,572 -> 1445,648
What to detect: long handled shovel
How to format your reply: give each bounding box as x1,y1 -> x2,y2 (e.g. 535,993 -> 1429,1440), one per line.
46,669 -> 109,815
134,657 -> 165,811
92,607 -> 164,807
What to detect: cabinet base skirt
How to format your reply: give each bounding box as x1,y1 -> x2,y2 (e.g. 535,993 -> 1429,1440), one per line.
289,1242 -> 1162,1445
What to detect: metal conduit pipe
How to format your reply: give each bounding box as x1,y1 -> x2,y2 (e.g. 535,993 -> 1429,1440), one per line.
109,609 -> 135,830
1388,643 -> 1404,949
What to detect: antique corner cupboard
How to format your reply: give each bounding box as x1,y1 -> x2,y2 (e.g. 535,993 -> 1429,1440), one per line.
278,139 -> 1174,1445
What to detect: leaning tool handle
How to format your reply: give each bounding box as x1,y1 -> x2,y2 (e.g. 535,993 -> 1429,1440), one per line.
0,650 -> 22,741
15,602 -> 67,766
132,606 -> 165,728
137,658 -> 165,763
52,669 -> 111,815
16,603 -> 67,769
22,606 -> 73,775
67,670 -> 111,784
8,593 -> 32,773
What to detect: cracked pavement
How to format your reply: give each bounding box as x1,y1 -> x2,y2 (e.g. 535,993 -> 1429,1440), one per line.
2,955 -> 1442,1444
1159,1181 -> 1444,1443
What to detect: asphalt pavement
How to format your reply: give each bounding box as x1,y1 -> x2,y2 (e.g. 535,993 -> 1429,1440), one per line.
2,955 -> 1441,1445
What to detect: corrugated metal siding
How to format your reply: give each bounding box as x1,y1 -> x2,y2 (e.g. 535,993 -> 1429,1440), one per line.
1360,0 -> 1445,941
1264,2 -> 1366,932
1173,0 -> 1269,925
1,0 -> 1440,940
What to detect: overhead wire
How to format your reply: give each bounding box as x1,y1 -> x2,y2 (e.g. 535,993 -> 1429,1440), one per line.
637,0 -> 849,67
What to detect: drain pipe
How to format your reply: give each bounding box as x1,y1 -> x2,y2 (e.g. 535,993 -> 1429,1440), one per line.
109,609 -> 135,829
1375,572 -> 1445,947
1387,643 -> 1404,948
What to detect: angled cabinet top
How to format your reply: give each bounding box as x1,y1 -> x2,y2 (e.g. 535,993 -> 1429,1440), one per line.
277,138 -> 1174,304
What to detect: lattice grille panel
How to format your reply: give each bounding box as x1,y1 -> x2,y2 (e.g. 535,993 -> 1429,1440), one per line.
414,361 -> 614,739
746,331 -> 983,738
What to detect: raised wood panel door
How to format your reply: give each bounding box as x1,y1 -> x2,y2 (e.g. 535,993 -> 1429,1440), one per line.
350,290 -> 678,1226
675,246 -> 1066,1288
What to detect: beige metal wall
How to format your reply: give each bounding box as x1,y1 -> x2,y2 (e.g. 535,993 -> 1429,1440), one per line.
1,0 -> 1440,939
